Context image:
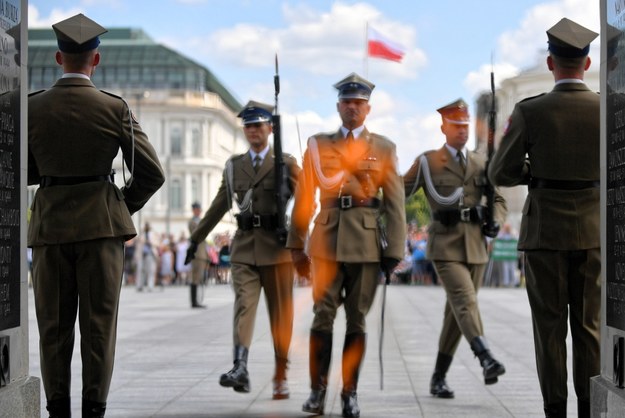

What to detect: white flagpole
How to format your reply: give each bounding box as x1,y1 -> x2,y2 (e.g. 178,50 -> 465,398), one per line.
364,21 -> 369,78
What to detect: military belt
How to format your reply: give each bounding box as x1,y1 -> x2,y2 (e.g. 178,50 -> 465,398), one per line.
434,206 -> 485,226
39,173 -> 114,188
236,213 -> 278,231
320,196 -> 380,210
529,178 -> 599,190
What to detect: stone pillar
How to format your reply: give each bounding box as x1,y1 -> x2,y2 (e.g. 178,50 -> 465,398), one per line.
0,1 -> 41,417
593,1 -> 625,416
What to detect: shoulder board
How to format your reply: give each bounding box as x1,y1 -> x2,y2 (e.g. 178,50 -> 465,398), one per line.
28,89 -> 45,97
229,154 -> 246,162
520,93 -> 546,103
314,131 -> 337,139
100,89 -> 125,101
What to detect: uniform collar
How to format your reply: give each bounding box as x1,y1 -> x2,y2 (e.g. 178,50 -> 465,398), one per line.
445,144 -> 466,160
62,72 -> 91,80
249,144 -> 270,161
340,125 -> 365,139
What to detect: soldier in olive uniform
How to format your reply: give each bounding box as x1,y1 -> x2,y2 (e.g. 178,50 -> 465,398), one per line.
488,19 -> 599,418
403,99 -> 507,399
28,14 -> 165,418
185,100 -> 300,400
188,202 -> 208,308
288,74 -> 406,418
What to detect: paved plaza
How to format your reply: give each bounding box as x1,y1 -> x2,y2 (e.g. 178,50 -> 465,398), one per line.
27,282 -> 580,417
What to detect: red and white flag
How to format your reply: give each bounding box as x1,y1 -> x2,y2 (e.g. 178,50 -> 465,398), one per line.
367,26 -> 405,63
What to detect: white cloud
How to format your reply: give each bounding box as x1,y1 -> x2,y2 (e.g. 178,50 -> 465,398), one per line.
27,5 -> 83,28
466,0 -> 600,96
171,1 -> 426,81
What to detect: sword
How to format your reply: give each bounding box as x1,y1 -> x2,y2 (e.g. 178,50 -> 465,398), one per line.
378,220 -> 389,390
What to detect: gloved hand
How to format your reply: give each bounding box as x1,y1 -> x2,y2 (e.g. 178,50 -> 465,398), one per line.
184,241 -> 198,265
291,249 -> 311,278
381,257 -> 400,277
482,222 -> 500,238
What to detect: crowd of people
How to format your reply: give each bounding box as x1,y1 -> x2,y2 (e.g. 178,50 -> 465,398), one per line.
122,224 -> 232,290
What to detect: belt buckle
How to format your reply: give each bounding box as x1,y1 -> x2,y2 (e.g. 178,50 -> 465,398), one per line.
460,208 -> 471,222
340,195 -> 353,209
252,214 -> 261,228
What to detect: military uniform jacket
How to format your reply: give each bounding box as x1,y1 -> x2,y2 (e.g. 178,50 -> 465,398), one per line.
27,77 -> 165,246
488,82 -> 599,250
404,146 -> 507,264
190,148 -> 300,266
287,129 -> 406,262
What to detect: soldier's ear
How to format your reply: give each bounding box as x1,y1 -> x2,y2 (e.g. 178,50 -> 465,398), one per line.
584,56 -> 591,71
93,52 -> 100,67
547,55 -> 554,71
55,51 -> 63,66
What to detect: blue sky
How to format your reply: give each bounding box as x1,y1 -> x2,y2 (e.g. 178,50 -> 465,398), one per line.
27,0 -> 600,171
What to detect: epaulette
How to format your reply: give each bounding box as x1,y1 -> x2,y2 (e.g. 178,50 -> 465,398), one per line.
520,93 -> 546,103
229,153 -> 246,162
100,89 -> 124,100
28,89 -> 45,97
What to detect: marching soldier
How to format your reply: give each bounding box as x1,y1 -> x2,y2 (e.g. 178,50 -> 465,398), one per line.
28,14 -> 164,418
488,18 -> 600,418
403,99 -> 507,399
188,202 -> 208,308
288,73 -> 406,418
185,100 -> 300,400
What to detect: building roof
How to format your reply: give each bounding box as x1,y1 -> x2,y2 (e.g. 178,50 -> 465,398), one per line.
28,28 -> 242,112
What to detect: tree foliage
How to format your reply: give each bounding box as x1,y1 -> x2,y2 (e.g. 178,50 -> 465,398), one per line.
405,188 -> 430,228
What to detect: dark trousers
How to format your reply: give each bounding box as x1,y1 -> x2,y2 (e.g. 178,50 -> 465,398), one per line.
524,249 -> 601,408
32,237 -> 124,403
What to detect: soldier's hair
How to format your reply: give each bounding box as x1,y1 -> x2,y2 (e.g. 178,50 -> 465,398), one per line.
550,53 -> 587,70
61,49 -> 97,71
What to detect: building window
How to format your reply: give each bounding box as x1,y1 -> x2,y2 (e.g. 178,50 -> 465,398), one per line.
170,179 -> 182,209
191,176 -> 199,205
170,125 -> 182,156
191,127 -> 201,157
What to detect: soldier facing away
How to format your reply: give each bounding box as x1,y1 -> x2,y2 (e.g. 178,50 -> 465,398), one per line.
28,13 -> 165,418
488,18 -> 600,418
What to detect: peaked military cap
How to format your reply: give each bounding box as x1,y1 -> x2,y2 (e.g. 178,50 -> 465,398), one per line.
547,18 -> 598,58
334,73 -> 375,100
437,98 -> 470,125
52,13 -> 107,54
237,100 -> 274,125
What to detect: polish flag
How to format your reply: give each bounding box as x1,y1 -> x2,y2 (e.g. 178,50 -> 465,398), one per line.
367,26 -> 405,63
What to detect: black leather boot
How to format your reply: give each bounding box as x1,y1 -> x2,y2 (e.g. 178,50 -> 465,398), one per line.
219,345 -> 250,392
302,330 -> 333,415
341,332 -> 365,418
190,284 -> 206,308
430,351 -> 455,398
46,397 -> 71,418
272,356 -> 290,400
470,336 -> 505,384
544,401 -> 567,418
82,399 -> 106,418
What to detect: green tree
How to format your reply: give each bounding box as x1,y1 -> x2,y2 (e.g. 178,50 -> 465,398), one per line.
405,188 -> 430,228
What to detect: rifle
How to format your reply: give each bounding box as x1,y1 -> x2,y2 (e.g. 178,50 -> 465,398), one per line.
483,67 -> 499,238
272,54 -> 291,245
